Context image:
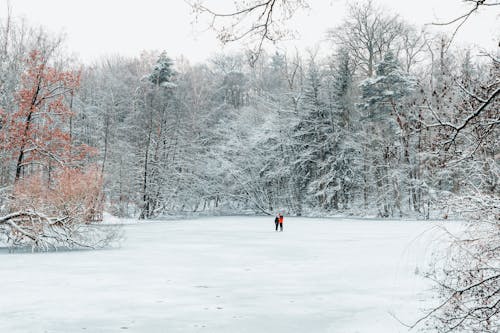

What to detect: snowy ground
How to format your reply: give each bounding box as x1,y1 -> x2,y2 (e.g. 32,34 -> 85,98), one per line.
0,216 -> 453,332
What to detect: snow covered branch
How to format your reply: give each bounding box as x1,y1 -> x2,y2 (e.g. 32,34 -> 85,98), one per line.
188,0 -> 309,64
432,0 -> 500,49
415,192 -> 500,332
0,210 -> 122,251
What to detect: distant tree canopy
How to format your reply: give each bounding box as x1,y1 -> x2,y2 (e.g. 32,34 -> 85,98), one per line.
189,0 -> 499,63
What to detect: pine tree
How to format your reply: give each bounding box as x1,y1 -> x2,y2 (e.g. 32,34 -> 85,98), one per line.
139,52 -> 176,219
360,51 -> 415,118
314,50 -> 360,211
290,58 -> 332,212
149,51 -> 175,87
360,51 -> 416,216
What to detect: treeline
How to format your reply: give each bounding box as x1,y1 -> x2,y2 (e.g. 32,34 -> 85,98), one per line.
0,1 -> 498,219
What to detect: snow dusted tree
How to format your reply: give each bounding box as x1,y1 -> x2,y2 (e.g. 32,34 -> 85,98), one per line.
415,52 -> 500,333
315,50 -> 361,211
360,50 -> 416,216
328,0 -> 404,77
75,56 -> 142,217
136,51 -> 177,219
287,56 -> 323,214
149,51 -> 175,88
236,51 -> 305,214
0,48 -> 120,251
158,60 -> 213,213
1,166 -> 121,251
0,18 -> 67,188
285,53 -> 363,214
416,194 -> 499,333
6,50 -> 87,181
399,25 -> 428,74
171,60 -> 220,212
361,51 -> 416,118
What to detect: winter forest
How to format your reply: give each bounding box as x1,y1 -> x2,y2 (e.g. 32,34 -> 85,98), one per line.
0,0 -> 498,332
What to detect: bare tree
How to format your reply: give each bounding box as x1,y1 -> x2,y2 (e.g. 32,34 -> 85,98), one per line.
188,0 -> 499,64
424,55 -> 499,158
432,0 -> 500,50
411,194 -> 499,332
412,52 -> 499,333
188,0 -> 309,64
414,3 -> 499,329
399,25 -> 428,73
328,0 -> 404,77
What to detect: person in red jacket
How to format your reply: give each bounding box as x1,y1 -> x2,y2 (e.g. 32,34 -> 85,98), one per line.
278,213 -> 284,232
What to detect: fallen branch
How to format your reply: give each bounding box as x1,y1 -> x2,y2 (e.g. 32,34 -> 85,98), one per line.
0,210 -> 122,252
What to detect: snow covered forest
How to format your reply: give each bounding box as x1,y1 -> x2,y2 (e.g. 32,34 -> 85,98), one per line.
0,0 -> 498,331
2,1 -> 497,220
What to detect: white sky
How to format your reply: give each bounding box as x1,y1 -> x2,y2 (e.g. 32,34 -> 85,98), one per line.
0,0 -> 498,64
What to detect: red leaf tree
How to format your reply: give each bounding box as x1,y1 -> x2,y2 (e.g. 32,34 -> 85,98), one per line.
5,50 -> 94,181
0,50 -> 116,251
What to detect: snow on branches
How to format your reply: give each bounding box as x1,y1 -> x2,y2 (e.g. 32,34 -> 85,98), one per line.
189,0 -> 309,64
0,210 -> 120,252
5,50 -> 95,180
0,166 -> 122,251
416,193 -> 499,332
0,50 -> 120,251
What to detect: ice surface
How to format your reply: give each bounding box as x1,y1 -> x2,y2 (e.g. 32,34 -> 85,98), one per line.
0,216 -> 451,332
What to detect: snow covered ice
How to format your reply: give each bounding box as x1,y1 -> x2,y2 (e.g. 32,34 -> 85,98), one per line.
0,216 -> 448,332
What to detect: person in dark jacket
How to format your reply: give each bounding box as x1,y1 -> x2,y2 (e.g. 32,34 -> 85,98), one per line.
274,213 -> 280,231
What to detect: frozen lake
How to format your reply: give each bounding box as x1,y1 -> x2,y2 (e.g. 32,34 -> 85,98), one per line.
0,216 -> 448,332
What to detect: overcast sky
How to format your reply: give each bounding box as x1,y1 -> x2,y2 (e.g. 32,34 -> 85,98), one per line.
0,0 -> 498,63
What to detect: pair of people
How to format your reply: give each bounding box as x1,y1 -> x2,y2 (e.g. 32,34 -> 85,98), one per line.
274,213 -> 284,231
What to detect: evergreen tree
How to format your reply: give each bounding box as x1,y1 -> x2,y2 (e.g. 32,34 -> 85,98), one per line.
139,52 -> 177,219
360,51 -> 416,216
360,51 -> 415,118
313,50 -> 360,211
149,51 -> 175,87
290,58 -> 332,212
